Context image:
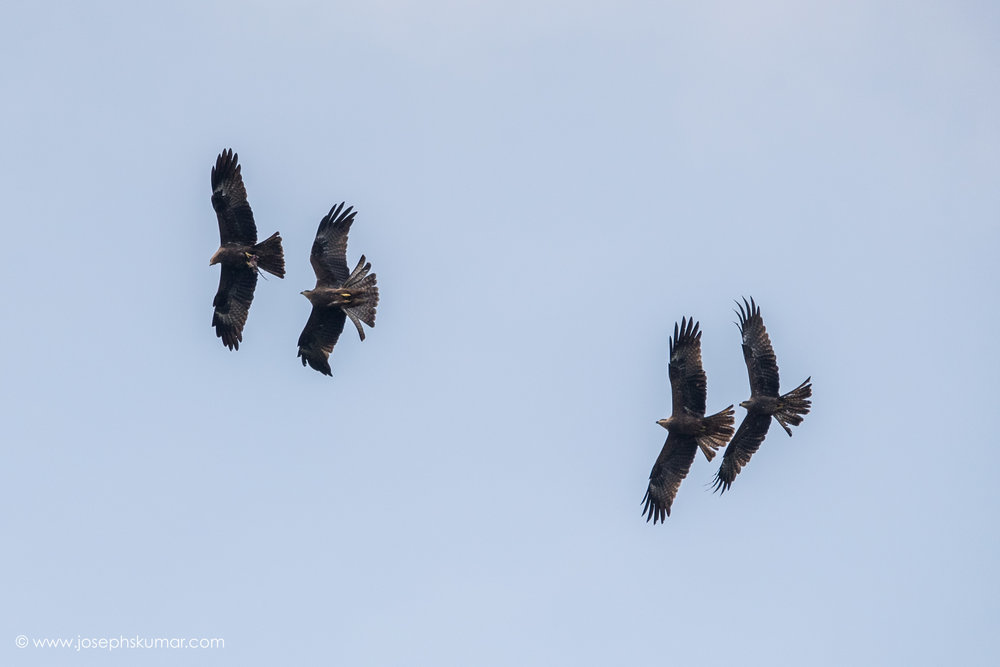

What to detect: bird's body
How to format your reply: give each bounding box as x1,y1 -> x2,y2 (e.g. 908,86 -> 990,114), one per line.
712,297 -> 812,493
739,394 -> 779,415
643,318 -> 735,523
208,149 -> 285,350
656,410 -> 730,445
297,202 -> 379,376
210,244 -> 261,267
301,287 -> 358,309
656,412 -> 707,436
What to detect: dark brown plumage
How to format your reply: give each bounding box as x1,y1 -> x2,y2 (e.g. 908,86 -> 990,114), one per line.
297,202 -> 379,376
643,318 -> 735,523
208,149 -> 285,350
712,297 -> 812,494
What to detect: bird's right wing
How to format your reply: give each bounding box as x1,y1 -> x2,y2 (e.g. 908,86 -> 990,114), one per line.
711,411 -> 772,494
212,264 -> 258,350
642,433 -> 699,523
296,305 -> 347,376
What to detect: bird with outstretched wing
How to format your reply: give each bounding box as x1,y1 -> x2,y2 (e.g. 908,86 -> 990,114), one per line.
712,297 -> 812,494
297,202 -> 379,376
208,148 -> 284,350
643,318 -> 735,523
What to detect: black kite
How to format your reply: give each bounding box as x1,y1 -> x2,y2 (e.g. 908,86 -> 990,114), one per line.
643,318 -> 735,522
712,298 -> 812,493
297,203 -> 379,376
208,149 -> 285,350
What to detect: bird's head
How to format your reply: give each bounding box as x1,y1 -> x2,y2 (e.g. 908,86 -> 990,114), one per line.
656,418 -> 672,430
739,399 -> 752,410
209,249 -> 222,266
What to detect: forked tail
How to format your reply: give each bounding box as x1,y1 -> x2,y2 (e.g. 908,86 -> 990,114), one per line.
697,406 -> 736,461
253,232 -> 285,278
343,255 -> 379,340
775,377 -> 812,436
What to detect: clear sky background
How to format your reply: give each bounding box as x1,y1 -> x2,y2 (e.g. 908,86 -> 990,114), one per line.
2,1 -> 997,665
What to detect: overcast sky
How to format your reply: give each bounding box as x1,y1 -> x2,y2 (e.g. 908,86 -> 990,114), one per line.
2,1 -> 998,665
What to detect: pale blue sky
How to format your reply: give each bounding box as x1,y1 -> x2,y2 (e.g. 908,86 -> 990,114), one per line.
2,1 -> 998,665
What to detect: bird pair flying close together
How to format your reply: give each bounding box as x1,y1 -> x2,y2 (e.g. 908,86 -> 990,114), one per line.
642,299 -> 813,523
208,149 -> 379,376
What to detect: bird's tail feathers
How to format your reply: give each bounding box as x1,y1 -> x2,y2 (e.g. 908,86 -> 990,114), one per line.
775,377 -> 812,436
697,406 -> 736,462
343,256 -> 379,340
344,255 -> 372,286
252,232 -> 285,278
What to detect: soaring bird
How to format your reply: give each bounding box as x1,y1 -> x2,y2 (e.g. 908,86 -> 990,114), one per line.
297,202 -> 379,376
208,149 -> 285,350
643,318 -> 735,523
712,298 -> 812,494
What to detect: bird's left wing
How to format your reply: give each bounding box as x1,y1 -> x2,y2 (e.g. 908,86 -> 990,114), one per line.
211,149 -> 258,245
310,203 -> 357,286
737,297 -> 780,398
668,317 -> 708,417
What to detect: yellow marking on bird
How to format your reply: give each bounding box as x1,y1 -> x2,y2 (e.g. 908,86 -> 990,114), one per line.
340,293 -> 352,299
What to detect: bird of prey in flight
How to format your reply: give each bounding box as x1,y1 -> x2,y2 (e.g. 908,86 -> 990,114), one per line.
643,318 -> 735,523
208,149 -> 285,350
712,297 -> 812,494
297,202 -> 379,376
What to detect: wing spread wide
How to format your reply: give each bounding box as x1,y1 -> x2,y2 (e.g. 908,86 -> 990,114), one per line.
211,149 -> 258,246
712,411 -> 772,494
297,306 -> 347,376
668,317 -> 707,417
737,297 -> 780,398
642,433 -> 699,523
310,202 -> 357,287
212,265 -> 258,350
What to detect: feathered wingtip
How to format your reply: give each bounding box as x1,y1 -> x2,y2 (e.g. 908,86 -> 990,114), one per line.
298,348 -> 333,376
318,202 -> 357,237
641,488 -> 669,524
710,468 -> 733,495
210,148 -> 248,214
213,315 -> 242,351
211,148 -> 239,190
734,296 -> 762,335
669,316 -> 700,357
